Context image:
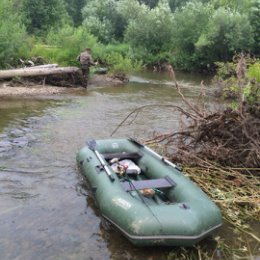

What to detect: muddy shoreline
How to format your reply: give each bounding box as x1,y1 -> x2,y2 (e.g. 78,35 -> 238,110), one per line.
0,74 -> 124,97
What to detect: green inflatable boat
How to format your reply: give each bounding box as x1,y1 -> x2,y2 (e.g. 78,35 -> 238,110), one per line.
76,138 -> 222,246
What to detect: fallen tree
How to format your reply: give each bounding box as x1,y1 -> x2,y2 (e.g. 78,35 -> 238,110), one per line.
0,65 -> 80,79
25,64 -> 58,69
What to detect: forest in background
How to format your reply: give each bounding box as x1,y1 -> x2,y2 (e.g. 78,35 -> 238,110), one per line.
0,0 -> 259,73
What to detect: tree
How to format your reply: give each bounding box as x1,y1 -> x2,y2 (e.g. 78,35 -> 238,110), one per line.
169,2 -> 214,69
124,0 -> 174,54
82,0 -> 126,43
168,0 -> 190,11
248,0 -> 260,55
0,0 -> 28,68
196,8 -> 254,63
210,0 -> 251,11
22,0 -> 69,36
172,2 -> 213,54
138,0 -> 159,9
64,0 -> 86,27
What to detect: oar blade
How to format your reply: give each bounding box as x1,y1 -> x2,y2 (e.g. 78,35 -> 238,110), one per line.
86,139 -> 97,151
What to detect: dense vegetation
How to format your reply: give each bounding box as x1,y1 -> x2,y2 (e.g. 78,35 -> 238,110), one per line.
0,0 -> 259,72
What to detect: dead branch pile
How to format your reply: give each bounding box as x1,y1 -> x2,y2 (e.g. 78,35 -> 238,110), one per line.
146,74 -> 260,168
163,105 -> 260,168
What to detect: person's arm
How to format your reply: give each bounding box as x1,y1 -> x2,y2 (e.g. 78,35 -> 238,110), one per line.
89,56 -> 96,66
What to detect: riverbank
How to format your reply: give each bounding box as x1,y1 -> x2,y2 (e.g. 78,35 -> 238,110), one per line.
0,74 -> 124,97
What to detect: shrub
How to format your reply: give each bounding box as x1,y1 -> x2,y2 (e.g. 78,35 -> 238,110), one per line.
101,51 -> 141,75
30,26 -> 99,66
247,62 -> 260,83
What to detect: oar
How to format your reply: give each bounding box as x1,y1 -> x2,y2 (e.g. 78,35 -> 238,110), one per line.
87,139 -> 115,182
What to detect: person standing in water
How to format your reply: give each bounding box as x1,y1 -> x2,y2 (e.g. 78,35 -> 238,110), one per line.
77,48 -> 96,87
165,64 -> 176,82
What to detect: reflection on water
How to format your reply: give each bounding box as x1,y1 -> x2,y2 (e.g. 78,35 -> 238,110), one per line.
0,73 -> 258,260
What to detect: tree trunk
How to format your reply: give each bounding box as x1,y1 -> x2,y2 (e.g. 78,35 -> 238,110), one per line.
26,64 -> 59,69
0,66 -> 80,80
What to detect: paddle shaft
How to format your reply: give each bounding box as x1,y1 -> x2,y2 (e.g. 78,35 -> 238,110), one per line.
87,140 -> 115,182
95,150 -> 115,182
129,138 -> 181,171
144,146 -> 181,171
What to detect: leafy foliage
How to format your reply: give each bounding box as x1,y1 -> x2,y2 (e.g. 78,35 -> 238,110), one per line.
171,2 -> 213,70
0,0 -> 259,72
173,2 -> 213,53
124,0 -> 174,54
196,8 -> 254,62
22,0 -> 69,36
138,0 -> 159,8
247,62 -> 260,83
93,42 -> 142,74
168,0 -> 191,11
0,0 -> 29,68
64,0 -> 86,27
211,0 -> 251,11
102,52 -> 141,75
29,25 -> 139,75
171,2 -> 254,70
82,0 -> 126,43
246,62 -> 260,105
30,26 -> 98,66
214,58 -> 260,107
248,0 -> 260,55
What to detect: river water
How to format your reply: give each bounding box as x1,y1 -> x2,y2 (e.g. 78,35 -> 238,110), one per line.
0,72 -> 258,260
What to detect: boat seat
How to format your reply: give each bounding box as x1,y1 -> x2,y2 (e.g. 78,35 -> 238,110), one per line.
121,176 -> 176,192
102,151 -> 143,161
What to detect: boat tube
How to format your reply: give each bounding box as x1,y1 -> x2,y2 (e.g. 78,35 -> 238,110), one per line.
76,138 -> 222,246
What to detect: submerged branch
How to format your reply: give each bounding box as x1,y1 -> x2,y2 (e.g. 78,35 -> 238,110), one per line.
110,104 -> 196,137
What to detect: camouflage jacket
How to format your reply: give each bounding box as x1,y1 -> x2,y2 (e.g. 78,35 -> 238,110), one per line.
77,51 -> 95,66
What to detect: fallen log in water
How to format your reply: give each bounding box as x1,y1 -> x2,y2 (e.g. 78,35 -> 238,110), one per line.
0,66 -> 80,79
26,64 -> 59,69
